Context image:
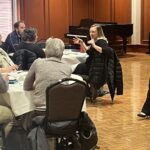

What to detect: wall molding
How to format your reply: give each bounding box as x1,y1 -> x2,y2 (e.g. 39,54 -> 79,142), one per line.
131,0 -> 141,44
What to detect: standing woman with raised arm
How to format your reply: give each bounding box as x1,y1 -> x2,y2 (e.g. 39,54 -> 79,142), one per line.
73,24 -> 113,101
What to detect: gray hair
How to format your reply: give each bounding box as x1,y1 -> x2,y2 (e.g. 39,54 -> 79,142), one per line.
45,38 -> 65,59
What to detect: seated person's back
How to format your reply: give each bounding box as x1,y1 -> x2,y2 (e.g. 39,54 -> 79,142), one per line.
23,37 -> 72,109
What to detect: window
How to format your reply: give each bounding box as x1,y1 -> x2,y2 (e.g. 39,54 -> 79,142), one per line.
0,0 -> 13,41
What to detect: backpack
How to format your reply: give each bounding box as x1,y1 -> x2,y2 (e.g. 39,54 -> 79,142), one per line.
5,126 -> 32,150
79,112 -> 98,150
28,126 -> 50,150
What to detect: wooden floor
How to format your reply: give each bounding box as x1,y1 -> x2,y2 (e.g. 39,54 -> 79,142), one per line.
87,52 -> 150,150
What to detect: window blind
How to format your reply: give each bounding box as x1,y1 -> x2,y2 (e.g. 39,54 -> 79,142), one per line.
0,0 -> 12,41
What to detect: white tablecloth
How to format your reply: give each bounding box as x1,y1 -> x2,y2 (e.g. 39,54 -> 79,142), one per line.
0,72 -> 86,117
62,50 -> 88,72
0,71 -> 35,116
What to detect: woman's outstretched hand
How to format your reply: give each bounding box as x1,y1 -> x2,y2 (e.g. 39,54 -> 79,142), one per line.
73,36 -> 83,44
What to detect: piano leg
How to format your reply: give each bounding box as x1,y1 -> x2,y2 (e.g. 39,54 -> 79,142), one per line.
146,32 -> 150,55
122,37 -> 127,54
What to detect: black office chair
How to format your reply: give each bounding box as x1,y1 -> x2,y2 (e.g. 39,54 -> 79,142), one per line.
44,78 -> 87,149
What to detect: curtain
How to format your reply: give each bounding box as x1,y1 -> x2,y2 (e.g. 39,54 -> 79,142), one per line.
0,0 -> 13,41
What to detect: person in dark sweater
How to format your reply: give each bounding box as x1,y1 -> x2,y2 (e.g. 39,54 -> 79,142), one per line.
16,27 -> 45,58
5,21 -> 26,54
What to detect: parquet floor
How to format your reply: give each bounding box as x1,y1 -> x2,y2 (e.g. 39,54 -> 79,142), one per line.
87,52 -> 150,150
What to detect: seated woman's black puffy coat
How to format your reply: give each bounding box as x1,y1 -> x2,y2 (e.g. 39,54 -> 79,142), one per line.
16,41 -> 45,58
88,46 -> 113,88
13,49 -> 37,70
88,46 -> 123,100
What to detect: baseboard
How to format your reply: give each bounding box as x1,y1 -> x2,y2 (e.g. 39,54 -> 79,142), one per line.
127,44 -> 149,53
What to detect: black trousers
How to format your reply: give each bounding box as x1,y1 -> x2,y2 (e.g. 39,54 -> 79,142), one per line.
141,89 -> 150,115
141,80 -> 150,115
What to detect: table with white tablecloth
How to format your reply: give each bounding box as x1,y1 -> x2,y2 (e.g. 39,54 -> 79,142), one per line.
0,71 -> 86,117
0,71 -> 35,116
0,50 -> 87,116
62,49 -> 88,72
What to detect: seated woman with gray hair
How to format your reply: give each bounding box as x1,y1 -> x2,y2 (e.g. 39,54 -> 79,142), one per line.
23,37 -> 72,110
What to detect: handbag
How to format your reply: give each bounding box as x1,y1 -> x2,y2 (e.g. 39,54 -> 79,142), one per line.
79,112 -> 98,150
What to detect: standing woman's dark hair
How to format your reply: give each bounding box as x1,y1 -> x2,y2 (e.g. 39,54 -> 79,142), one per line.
21,27 -> 37,42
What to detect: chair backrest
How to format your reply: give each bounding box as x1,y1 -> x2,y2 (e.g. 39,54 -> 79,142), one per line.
13,49 -> 37,70
46,78 -> 87,122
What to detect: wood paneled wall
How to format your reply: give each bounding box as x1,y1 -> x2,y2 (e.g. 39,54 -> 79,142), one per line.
113,0 -> 131,23
141,0 -> 150,43
48,0 -> 70,41
71,0 -> 89,25
93,0 -> 112,22
93,0 -> 131,23
19,0 -> 47,39
19,0 -> 92,42
18,0 -> 150,44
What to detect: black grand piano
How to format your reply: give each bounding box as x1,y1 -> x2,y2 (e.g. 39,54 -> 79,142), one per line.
65,18 -> 133,55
